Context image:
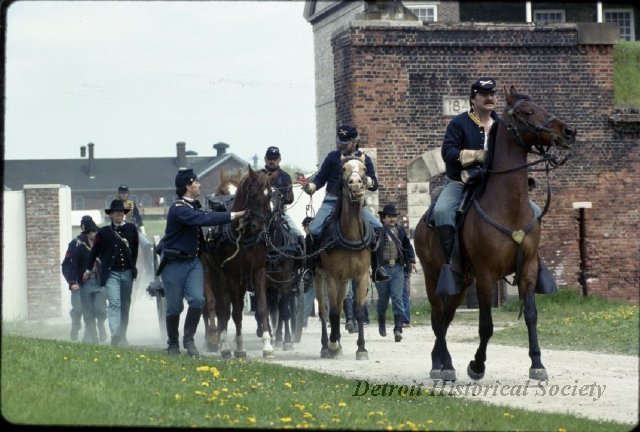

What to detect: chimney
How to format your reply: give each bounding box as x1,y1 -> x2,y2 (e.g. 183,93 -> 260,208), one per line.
80,145 -> 86,158
176,142 -> 187,168
213,142 -> 229,157
88,142 -> 95,179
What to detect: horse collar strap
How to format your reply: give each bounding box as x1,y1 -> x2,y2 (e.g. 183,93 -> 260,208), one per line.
473,200 -> 537,245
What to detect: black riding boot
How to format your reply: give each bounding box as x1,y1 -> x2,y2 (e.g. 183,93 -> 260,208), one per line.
535,258 -> 558,294
434,225 -> 461,296
302,234 -> 318,285
183,307 -> 202,358
393,315 -> 403,342
378,313 -> 387,337
166,314 -> 180,355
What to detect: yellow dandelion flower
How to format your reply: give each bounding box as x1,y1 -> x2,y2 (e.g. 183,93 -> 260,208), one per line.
181,377 -> 187,383
303,412 -> 313,418
280,417 -> 293,423
284,382 -> 293,388
558,428 -> 567,432
174,393 -> 182,401
139,354 -> 147,359
93,358 -> 98,362
247,416 -> 256,424
195,390 -> 205,396
201,381 -> 210,387
63,356 -> 68,360
319,403 -> 331,409
338,401 -> 347,407
210,367 -> 221,378
294,403 -> 305,410
196,365 -> 210,372
115,354 -> 121,359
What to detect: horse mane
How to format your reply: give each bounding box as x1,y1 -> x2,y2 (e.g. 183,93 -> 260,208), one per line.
231,168 -> 271,212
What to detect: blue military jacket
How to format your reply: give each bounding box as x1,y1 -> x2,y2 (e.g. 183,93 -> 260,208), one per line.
441,110 -> 499,182
160,197 -> 232,257
312,150 -> 379,196
61,234 -> 102,288
261,167 -> 294,205
87,222 -> 139,286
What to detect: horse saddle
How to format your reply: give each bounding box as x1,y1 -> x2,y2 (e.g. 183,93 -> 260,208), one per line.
207,194 -> 235,212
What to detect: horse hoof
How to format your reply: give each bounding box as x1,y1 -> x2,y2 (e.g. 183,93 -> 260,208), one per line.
356,351 -> 368,360
234,351 -> 247,358
221,350 -> 232,360
283,342 -> 294,351
321,348 -> 331,359
440,369 -> 456,382
529,368 -> 548,381
429,369 -> 442,380
263,350 -> 275,359
467,363 -> 485,380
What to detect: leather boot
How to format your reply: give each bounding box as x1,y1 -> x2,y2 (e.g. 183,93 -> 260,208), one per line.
166,314 -> 180,355
302,234 -> 318,284
378,314 -> 387,337
535,258 -> 558,294
393,315 -> 403,342
183,307 -> 202,358
434,225 -> 461,296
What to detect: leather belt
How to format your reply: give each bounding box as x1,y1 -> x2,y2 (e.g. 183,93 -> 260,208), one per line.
384,259 -> 397,266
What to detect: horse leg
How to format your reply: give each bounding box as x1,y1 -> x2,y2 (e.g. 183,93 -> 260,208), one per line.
316,273 -> 331,358
523,288 -> 547,380
354,276 -> 369,360
429,292 -> 464,381
327,279 -> 345,357
231,294 -> 246,358
467,278 -> 494,380
256,272 -> 274,359
216,296 -> 232,359
280,290 -> 294,351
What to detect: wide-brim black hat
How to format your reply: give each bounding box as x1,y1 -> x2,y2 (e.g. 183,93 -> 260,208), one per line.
105,199 -> 130,214
378,204 -> 399,216
82,219 -> 99,233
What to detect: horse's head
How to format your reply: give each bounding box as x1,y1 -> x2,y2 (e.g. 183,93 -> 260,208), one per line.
504,86 -> 577,152
216,168 -> 242,196
235,165 -> 272,233
340,153 -> 367,203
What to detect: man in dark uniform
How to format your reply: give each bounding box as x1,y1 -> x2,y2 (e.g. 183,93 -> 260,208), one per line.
302,125 -> 388,282
61,215 -> 96,341
117,184 -> 145,234
261,146 -> 303,239
84,200 -> 139,346
158,168 -> 246,357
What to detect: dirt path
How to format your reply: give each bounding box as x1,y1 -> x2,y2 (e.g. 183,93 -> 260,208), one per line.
23,296 -> 639,426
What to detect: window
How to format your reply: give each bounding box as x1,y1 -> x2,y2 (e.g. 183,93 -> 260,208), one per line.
534,10 -> 565,23
406,2 -> 437,22
141,194 -> 152,207
605,9 -> 635,41
73,195 -> 84,210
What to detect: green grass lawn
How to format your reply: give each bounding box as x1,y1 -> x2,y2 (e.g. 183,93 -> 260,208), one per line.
1,335 -> 630,430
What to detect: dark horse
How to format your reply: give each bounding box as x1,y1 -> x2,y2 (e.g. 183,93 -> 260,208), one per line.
201,168 -> 243,352
315,154 -> 372,360
205,165 -> 273,358
263,187 -> 304,350
414,87 -> 576,381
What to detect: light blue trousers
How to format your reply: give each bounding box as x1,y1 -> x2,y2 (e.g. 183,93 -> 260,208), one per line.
161,258 -> 205,316
309,194 -> 382,237
374,263 -> 405,317
105,270 -> 133,340
434,180 -> 541,227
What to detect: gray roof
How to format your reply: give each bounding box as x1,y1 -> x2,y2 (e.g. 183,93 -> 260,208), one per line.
4,153 -> 249,192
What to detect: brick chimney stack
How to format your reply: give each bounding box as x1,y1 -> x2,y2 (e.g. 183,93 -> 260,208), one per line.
80,145 -> 86,158
88,143 -> 95,179
213,142 -> 229,157
176,142 -> 187,168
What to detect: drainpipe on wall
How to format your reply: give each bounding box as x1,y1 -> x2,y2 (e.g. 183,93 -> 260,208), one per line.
572,201 -> 592,297
88,142 -> 95,179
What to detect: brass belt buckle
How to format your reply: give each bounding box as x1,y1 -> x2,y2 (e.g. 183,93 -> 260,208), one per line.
388,259 -> 395,266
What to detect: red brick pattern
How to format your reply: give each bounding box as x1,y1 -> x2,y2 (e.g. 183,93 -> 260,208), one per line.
333,24 -> 639,303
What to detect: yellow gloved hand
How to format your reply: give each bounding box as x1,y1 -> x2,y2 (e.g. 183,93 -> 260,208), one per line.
364,176 -> 374,189
459,149 -> 487,167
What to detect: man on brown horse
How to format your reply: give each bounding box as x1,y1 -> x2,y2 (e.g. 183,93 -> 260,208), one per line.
302,125 -> 389,283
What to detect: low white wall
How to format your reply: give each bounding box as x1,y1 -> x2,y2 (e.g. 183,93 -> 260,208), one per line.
2,190 -> 28,320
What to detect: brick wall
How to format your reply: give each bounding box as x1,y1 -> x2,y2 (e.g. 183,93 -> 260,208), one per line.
24,186 -> 64,318
332,22 -> 639,303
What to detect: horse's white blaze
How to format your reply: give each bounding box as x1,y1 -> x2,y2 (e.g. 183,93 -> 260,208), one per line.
228,184 -> 238,195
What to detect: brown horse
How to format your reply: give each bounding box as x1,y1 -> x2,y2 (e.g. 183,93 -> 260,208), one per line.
201,168 -> 243,352
204,165 -> 273,358
315,154 -> 373,360
414,87 -> 576,381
